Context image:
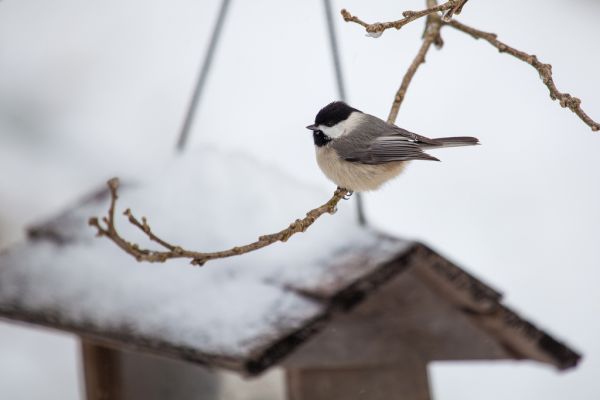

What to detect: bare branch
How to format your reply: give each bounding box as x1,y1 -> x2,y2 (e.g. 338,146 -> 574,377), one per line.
387,12 -> 444,124
442,0 -> 469,22
89,178 -> 349,266
341,0 -> 464,38
446,20 -> 599,131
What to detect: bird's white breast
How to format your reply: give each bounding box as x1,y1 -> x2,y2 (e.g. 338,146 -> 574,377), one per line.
315,146 -> 407,192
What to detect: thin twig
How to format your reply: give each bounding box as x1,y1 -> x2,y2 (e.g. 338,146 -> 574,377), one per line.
341,0 -> 463,38
387,5 -> 444,123
446,20 -> 599,131
89,178 -> 349,266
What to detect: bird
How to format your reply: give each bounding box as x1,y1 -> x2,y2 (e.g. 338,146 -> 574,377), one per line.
306,101 -> 479,192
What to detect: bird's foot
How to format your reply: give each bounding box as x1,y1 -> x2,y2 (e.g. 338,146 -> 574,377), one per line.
343,191 -> 354,200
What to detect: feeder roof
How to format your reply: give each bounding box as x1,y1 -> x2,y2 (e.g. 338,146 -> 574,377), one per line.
0,148 -> 580,374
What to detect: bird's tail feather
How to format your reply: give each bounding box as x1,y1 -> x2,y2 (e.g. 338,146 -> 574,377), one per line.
424,136 -> 479,149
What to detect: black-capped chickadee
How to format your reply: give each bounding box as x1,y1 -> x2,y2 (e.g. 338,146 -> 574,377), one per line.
306,101 -> 479,192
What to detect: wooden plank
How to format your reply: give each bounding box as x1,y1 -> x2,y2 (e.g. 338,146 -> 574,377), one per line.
82,340 -> 122,400
286,361 -> 431,400
81,339 -> 220,400
283,267 -> 509,369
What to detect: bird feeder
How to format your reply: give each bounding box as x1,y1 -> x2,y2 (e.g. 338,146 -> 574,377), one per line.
0,150 -> 580,399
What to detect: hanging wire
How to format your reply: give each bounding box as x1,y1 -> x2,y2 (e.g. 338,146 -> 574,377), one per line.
176,0 -> 232,151
322,0 -> 367,226
175,0 -> 366,224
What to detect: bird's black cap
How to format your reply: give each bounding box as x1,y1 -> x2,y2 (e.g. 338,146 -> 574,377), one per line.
314,101 -> 361,127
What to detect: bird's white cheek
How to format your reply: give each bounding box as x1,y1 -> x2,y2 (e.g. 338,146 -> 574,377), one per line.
320,124 -> 346,138
318,112 -> 364,139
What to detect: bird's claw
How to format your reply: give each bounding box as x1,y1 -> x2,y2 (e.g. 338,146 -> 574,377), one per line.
343,191 -> 354,200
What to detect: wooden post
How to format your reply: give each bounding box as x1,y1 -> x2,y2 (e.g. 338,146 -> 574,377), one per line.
81,340 -> 220,400
82,341 -> 122,400
286,361 -> 431,400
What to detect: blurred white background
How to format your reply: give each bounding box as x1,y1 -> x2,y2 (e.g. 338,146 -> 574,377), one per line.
1,0 -> 599,398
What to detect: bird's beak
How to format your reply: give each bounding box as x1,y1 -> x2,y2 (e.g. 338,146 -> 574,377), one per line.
306,124 -> 319,131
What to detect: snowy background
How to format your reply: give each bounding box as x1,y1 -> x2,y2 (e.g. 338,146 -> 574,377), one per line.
0,0 -> 599,399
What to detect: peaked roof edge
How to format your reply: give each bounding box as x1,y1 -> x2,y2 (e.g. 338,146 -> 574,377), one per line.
409,243 -> 581,370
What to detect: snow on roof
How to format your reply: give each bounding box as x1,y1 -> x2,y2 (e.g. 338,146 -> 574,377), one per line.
0,147 -> 410,368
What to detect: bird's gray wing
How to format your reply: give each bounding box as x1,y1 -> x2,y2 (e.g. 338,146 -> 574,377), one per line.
332,114 -> 439,164
362,113 -> 441,145
387,125 -> 441,145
